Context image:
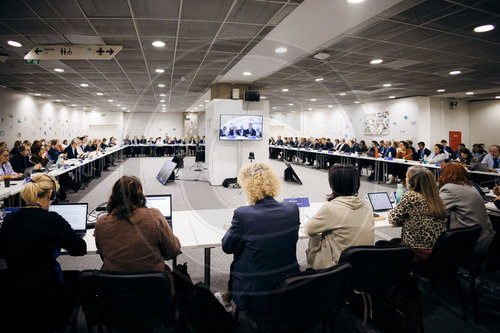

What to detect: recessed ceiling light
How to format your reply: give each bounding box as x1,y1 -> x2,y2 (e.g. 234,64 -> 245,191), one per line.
242,71 -> 252,76
158,84 -> 165,88
313,52 -> 330,60
152,41 -> 166,47
437,89 -> 446,92
261,96 -> 266,99
7,40 -> 22,47
160,93 -> 166,97
288,103 -> 294,106
474,24 -> 495,33
54,68 -> 64,72
272,107 -> 277,109
310,98 -> 317,101
449,70 -> 462,75
370,58 -> 383,64
466,91 -> 474,95
383,83 -> 392,87
122,107 -> 126,110
204,99 -> 209,102
162,110 -> 166,112
281,88 -> 289,92
155,68 -> 165,73
308,108 -> 312,110
354,101 -> 360,104
80,83 -> 88,87
162,104 -> 166,107
496,96 -> 500,99
315,78 -> 324,82
34,93 -> 41,96
328,105 -> 333,108
127,110 -> 131,112
116,104 -> 121,106
70,104 -> 77,107
339,92 -> 346,96
199,104 -> 203,107
108,99 -> 113,102
275,47 -> 287,54
389,96 -> 396,99
348,0 -> 365,3
83,107 -> 87,110
160,99 -> 165,102
55,99 -> 61,102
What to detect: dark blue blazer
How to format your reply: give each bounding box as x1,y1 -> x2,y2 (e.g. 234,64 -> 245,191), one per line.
222,196 -> 300,313
382,146 -> 397,158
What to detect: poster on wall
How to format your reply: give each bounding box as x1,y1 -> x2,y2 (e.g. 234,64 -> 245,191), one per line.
363,111 -> 390,135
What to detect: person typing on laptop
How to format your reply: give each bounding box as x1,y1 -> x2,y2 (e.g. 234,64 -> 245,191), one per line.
0,173 -> 86,332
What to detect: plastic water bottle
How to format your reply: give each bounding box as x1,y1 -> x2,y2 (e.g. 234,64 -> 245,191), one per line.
396,184 -> 404,204
388,150 -> 392,158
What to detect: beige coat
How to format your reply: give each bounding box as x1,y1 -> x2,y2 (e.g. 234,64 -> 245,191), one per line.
304,196 -> 374,269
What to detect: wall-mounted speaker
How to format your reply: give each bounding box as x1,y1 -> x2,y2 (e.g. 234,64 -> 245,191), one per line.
449,101 -> 458,110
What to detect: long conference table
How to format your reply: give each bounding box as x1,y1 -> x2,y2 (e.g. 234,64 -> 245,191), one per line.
1,144 -> 499,287
269,144 -> 500,182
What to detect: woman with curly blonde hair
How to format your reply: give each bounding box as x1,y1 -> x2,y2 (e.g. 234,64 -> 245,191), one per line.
222,162 -> 300,314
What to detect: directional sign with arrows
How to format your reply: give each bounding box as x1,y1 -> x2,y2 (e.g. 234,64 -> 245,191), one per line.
24,45 -> 123,60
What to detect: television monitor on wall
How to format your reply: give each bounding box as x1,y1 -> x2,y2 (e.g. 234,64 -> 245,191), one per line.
219,114 -> 263,141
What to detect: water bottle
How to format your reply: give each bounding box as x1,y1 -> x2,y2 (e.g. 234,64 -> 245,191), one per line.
388,150 -> 392,158
396,184 -> 404,204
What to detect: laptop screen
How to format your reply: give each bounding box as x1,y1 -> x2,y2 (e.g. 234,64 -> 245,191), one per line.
367,192 -> 393,211
49,203 -> 88,231
145,195 -> 172,219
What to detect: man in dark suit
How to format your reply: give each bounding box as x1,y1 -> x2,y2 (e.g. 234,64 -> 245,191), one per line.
339,139 -> 349,152
417,142 -> 431,160
63,139 -> 81,159
222,163 -> 300,314
381,140 -> 397,158
244,124 -> 257,137
441,139 -> 453,159
228,125 -> 238,136
276,136 -> 284,146
220,126 -> 228,137
11,145 -> 41,174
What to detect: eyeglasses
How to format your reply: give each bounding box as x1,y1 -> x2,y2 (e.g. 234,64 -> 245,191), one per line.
1,154 -> 9,157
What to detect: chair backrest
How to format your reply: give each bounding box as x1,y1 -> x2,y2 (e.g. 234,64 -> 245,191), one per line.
267,263 -> 352,333
429,225 -> 482,279
338,245 -> 414,295
78,270 -> 173,332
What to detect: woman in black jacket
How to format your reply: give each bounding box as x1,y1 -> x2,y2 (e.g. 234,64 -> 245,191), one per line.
0,174 -> 86,332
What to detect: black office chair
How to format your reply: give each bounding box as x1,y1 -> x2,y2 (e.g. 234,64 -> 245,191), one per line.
417,225 -> 482,322
338,245 -> 418,331
460,230 -> 500,324
236,263 -> 352,333
78,270 -> 176,333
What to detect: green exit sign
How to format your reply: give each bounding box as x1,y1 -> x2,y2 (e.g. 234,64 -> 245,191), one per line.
25,59 -> 40,64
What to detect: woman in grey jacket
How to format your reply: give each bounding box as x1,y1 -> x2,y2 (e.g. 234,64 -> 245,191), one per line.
438,162 -> 495,254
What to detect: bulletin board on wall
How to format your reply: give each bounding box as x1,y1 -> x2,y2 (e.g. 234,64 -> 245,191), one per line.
363,111 -> 390,135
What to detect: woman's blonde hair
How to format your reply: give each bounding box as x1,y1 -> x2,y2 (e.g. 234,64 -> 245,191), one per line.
21,174 -> 60,204
238,162 -> 281,205
407,166 -> 446,219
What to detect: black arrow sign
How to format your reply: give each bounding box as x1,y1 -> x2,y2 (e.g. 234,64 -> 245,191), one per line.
106,49 -> 114,55
34,48 -> 42,55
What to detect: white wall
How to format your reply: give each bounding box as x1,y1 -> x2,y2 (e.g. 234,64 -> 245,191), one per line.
0,88 -> 88,145
205,99 -> 269,185
470,100 -> 500,146
87,111 -> 124,140
429,97 -> 471,147
123,112 -> 184,140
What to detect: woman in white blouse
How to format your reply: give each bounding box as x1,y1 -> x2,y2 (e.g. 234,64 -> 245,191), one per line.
427,144 -> 448,164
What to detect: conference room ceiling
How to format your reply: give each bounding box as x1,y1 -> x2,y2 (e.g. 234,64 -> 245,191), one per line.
0,0 -> 498,114
252,0 -> 500,112
0,0 -> 302,112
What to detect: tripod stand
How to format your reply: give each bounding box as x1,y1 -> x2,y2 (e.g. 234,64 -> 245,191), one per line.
190,145 -> 205,172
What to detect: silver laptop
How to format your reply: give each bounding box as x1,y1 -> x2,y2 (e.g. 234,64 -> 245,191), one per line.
470,162 -> 489,172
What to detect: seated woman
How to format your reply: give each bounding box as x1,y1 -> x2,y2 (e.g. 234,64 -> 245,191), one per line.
0,147 -> 22,180
458,148 -> 473,166
427,144 -> 447,164
438,163 -> 495,254
304,164 -> 374,269
0,174 -> 86,331
222,163 -> 300,314
387,141 -> 413,184
388,166 -> 447,266
95,176 -> 181,274
471,144 -> 487,162
30,143 -> 49,167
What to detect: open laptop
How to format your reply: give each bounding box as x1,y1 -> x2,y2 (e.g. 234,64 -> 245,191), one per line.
49,203 -> 88,236
21,166 -> 34,179
145,194 -> 173,229
470,162 -> 490,172
367,192 -> 394,212
472,183 -> 496,202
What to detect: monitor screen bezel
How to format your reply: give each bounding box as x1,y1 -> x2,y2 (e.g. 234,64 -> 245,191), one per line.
219,114 -> 263,141
145,194 -> 173,219
49,203 -> 89,231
